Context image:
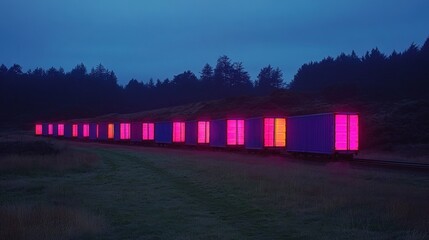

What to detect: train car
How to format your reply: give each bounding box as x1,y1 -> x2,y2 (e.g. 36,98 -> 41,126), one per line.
64,123 -> 72,138
155,121 -> 172,144
185,120 -> 210,146
52,123 -> 58,136
245,117 -> 286,150
89,123 -> 98,140
78,123 -> 90,139
130,122 -> 142,142
131,122 -> 155,143
114,122 -> 131,141
210,119 -> 245,148
41,123 -> 49,136
286,113 -> 359,155
185,121 -> 197,145
98,122 -> 115,141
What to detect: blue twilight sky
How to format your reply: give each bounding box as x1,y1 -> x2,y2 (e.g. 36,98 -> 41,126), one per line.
1,0 -> 428,85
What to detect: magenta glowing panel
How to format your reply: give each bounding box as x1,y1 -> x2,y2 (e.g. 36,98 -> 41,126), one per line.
35,124 -> 42,135
335,115 -> 348,150
142,123 -> 155,140
335,114 -> 359,151
96,124 -> 99,139
237,120 -> 244,145
83,124 -> 90,137
197,121 -> 210,144
264,118 -> 275,147
48,124 -> 53,135
227,119 -> 244,146
72,124 -> 78,137
58,124 -> 64,136
120,123 -> 131,140
173,122 -> 185,143
349,115 -> 359,150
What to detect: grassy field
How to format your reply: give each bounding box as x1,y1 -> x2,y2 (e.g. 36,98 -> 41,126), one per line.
1,135 -> 428,239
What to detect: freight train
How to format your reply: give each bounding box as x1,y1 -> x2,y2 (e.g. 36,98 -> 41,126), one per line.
35,112 -> 359,157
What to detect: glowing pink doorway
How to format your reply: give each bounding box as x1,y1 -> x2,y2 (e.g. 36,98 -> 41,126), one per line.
335,114 -> 359,151
142,123 -> 154,140
173,122 -> 185,143
58,124 -> 64,136
227,120 -> 244,145
197,121 -> 210,144
35,124 -> 42,135
120,123 -> 131,140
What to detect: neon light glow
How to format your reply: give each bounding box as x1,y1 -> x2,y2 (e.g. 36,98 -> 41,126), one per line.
197,121 -> 210,144
264,118 -> 275,147
173,122 -> 185,142
48,124 -> 53,135
58,124 -> 64,136
335,114 -> 359,151
264,118 -> 286,147
275,118 -> 286,147
96,124 -> 99,139
142,123 -> 155,140
335,115 -> 348,150
108,124 -> 114,139
35,124 -> 42,135
227,120 -> 244,145
120,123 -> 131,140
72,124 -> 78,137
83,124 -> 90,137
349,115 -> 359,150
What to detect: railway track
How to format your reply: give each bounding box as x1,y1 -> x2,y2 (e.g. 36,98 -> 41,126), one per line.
351,158 -> 429,172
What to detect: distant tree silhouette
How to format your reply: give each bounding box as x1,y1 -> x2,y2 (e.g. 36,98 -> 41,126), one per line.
289,38 -> 429,100
1,37 -> 428,127
200,63 -> 213,84
214,55 -> 234,90
256,65 -> 284,94
212,56 -> 254,98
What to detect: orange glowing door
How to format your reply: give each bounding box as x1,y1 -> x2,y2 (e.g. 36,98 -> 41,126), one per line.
108,123 -> 114,139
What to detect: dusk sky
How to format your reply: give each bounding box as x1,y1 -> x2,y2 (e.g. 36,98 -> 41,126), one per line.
1,0 -> 428,85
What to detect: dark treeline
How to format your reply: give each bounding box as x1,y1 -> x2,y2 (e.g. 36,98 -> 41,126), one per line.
1,38 -> 428,125
289,37 -> 429,100
0,55 -> 283,124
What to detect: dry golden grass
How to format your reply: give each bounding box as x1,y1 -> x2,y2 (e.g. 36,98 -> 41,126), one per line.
0,205 -> 105,240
